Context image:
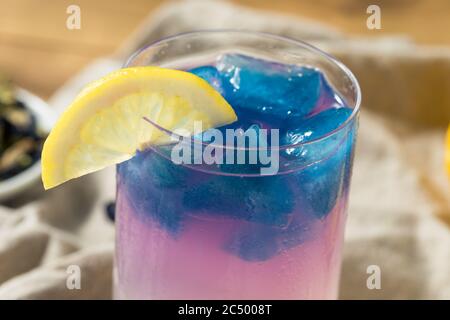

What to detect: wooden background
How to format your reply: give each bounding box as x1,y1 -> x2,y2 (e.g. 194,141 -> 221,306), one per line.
1,0 -> 449,99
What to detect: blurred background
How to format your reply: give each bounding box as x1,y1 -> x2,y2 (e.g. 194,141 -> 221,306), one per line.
0,0 -> 449,299
1,0 -> 450,99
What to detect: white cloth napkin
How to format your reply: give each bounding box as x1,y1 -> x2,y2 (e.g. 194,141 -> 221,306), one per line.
0,0 -> 449,299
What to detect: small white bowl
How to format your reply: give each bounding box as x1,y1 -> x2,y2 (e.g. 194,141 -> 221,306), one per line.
0,88 -> 55,201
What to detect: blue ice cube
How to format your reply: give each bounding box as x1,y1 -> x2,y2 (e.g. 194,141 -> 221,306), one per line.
279,107 -> 355,218
280,107 -> 353,173
183,175 -> 294,227
188,66 -> 230,95
144,151 -> 188,188
281,107 -> 353,156
225,224 -> 279,261
291,121 -> 356,219
303,143 -> 352,219
117,150 -> 185,234
243,177 -> 294,226
118,150 -> 187,189
218,124 -> 267,174
225,214 -> 312,261
295,159 -> 344,219
147,190 -> 183,234
216,54 -> 322,120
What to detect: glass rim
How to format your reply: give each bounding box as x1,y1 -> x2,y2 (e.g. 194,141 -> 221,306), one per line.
125,29 -> 361,150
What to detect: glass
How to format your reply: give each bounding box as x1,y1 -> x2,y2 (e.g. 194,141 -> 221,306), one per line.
114,30 -> 361,299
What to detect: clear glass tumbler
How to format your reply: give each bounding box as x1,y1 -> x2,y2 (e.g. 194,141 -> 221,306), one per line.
114,30 -> 361,299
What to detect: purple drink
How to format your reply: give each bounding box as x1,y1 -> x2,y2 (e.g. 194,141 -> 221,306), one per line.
114,31 -> 360,299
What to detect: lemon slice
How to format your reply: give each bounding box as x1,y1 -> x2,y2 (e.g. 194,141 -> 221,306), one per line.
42,67 -> 237,189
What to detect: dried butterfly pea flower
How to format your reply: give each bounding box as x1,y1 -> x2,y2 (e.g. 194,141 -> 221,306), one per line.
0,76 -> 47,182
0,75 -> 14,105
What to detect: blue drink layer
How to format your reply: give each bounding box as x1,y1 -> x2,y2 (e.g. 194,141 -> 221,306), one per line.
117,54 -> 357,261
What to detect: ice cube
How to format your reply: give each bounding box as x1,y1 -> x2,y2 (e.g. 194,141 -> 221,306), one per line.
225,224 -> 279,261
216,54 -> 322,120
188,66 -> 229,95
117,150 -> 185,234
218,124 -> 267,174
282,107 -> 352,147
281,107 -> 353,164
295,158 -> 344,219
296,123 -> 356,220
225,214 -> 312,261
147,190 -> 184,234
279,108 -> 355,218
144,151 -> 188,188
183,175 -> 294,227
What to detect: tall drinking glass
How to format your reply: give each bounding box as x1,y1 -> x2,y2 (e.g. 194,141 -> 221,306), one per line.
114,30 -> 361,299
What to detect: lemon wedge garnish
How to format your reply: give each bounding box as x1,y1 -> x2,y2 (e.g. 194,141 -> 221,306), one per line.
42,67 -> 237,189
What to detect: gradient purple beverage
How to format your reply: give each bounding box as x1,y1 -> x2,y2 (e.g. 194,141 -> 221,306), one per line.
114,31 -> 360,299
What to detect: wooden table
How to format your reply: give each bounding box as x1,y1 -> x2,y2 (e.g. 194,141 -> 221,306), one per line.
1,0 -> 449,99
